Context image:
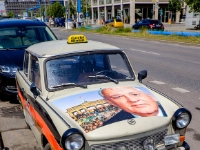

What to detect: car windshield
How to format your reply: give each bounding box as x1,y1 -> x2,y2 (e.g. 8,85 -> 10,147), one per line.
148,20 -> 161,24
116,19 -> 122,22
0,26 -> 56,49
46,52 -> 134,89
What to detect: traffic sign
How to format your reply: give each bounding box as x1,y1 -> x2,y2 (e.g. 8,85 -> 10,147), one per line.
86,12 -> 88,17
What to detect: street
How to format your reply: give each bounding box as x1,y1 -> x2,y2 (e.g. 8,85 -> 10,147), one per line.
0,27 -> 199,149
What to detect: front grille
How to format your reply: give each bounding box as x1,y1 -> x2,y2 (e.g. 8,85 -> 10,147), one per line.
90,129 -> 167,150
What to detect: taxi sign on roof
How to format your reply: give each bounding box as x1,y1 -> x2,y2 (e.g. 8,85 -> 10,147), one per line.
67,34 -> 87,44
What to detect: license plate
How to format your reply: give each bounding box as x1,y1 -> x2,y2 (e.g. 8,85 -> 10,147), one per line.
156,25 -> 161,27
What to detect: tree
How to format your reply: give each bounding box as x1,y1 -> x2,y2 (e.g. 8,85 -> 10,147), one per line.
168,0 -> 182,13
184,0 -> 200,13
69,0 -> 76,17
50,1 -> 65,17
81,0 -> 91,17
7,11 -> 14,18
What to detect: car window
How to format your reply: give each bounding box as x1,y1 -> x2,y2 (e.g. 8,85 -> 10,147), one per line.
138,21 -> 143,24
0,26 -> 56,49
46,52 -> 134,89
148,20 -> 160,24
29,57 -> 41,89
23,52 -> 29,77
108,54 -> 131,77
110,20 -> 114,22
142,20 -> 149,24
116,19 -> 122,22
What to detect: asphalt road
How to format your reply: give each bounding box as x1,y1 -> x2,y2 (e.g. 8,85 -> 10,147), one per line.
53,28 -> 200,149
0,27 -> 199,149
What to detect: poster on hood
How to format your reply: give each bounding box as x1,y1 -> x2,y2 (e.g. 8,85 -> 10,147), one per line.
52,86 -> 167,133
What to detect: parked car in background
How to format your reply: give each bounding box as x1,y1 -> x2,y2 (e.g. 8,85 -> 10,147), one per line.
106,18 -> 124,28
0,19 -> 57,96
54,17 -> 65,27
16,34 -> 192,150
132,19 -> 164,31
105,19 -> 111,25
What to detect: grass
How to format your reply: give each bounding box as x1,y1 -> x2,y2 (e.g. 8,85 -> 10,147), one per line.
74,26 -> 200,45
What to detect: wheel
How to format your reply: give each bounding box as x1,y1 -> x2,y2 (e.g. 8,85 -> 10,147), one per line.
44,143 -> 51,150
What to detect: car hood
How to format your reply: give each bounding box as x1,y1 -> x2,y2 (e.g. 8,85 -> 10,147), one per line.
0,50 -> 25,68
49,84 -> 180,140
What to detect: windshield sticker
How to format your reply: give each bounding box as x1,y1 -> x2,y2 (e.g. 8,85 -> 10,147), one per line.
52,86 -> 167,133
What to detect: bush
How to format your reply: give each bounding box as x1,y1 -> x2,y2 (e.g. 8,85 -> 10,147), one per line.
123,27 -> 132,33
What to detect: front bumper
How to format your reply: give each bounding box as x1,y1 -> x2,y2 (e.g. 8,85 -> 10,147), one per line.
156,141 -> 190,150
0,75 -> 17,95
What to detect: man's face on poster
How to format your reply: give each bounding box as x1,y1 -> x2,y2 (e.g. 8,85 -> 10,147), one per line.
102,87 -> 159,117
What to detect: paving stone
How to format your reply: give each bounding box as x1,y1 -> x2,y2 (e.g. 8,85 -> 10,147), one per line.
1,129 -> 40,150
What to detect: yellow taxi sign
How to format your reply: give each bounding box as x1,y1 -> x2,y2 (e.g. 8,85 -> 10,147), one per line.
67,34 -> 87,44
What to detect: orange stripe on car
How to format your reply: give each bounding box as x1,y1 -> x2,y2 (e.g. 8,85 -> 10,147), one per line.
17,83 -> 63,150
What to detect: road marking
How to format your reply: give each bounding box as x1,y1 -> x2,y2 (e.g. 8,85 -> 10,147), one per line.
149,80 -> 166,85
172,87 -> 190,93
131,49 -> 160,55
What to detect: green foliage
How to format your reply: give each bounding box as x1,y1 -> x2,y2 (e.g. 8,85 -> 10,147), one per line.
81,0 -> 91,17
51,1 -> 65,17
7,11 -> 14,18
123,27 -> 132,33
168,0 -> 182,13
69,0 -> 76,17
185,0 -> 200,13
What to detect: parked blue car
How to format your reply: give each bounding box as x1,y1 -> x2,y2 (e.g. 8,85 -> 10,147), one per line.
54,17 -> 65,27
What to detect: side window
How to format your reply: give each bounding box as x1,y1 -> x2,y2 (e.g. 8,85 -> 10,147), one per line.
29,57 -> 41,90
23,52 -> 29,77
138,21 -> 143,24
108,54 -> 130,77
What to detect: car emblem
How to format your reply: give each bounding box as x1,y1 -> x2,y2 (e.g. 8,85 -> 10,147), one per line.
127,119 -> 136,125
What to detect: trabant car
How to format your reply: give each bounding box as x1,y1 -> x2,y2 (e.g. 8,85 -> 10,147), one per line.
16,34 -> 191,150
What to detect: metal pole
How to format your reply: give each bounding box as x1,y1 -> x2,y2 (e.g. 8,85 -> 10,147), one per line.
40,3 -> 42,21
44,0 -> 47,23
86,0 -> 87,25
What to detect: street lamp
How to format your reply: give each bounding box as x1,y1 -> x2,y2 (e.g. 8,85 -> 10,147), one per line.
44,0 -> 47,22
86,0 -> 88,25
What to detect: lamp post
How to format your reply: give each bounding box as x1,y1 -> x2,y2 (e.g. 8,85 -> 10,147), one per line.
86,0 -> 88,25
44,0 -> 47,22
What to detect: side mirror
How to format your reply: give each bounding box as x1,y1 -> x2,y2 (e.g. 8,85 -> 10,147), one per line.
30,83 -> 39,97
138,70 -> 147,83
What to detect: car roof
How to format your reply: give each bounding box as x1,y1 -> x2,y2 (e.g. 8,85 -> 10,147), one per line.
26,40 -> 121,58
0,19 -> 46,27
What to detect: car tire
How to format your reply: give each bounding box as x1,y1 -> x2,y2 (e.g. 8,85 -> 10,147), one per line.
44,143 -> 51,150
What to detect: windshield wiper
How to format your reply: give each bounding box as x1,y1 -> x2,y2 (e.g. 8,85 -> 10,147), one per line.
51,82 -> 87,88
88,75 -> 118,84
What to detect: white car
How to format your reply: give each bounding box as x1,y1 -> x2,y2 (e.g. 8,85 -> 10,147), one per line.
16,34 -> 191,150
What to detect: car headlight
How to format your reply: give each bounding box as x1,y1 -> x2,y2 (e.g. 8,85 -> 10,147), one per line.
172,108 -> 192,129
61,128 -> 84,150
0,65 -> 18,74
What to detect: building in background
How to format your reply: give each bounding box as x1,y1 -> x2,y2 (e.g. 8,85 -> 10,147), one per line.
90,0 -> 187,24
185,5 -> 200,29
0,1 -> 6,16
4,0 -> 64,18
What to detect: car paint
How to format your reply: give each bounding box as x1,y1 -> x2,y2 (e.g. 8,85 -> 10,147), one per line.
106,19 -> 124,28
15,39 -> 191,150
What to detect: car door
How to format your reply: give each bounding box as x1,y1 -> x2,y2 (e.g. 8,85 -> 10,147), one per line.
16,52 -> 39,128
